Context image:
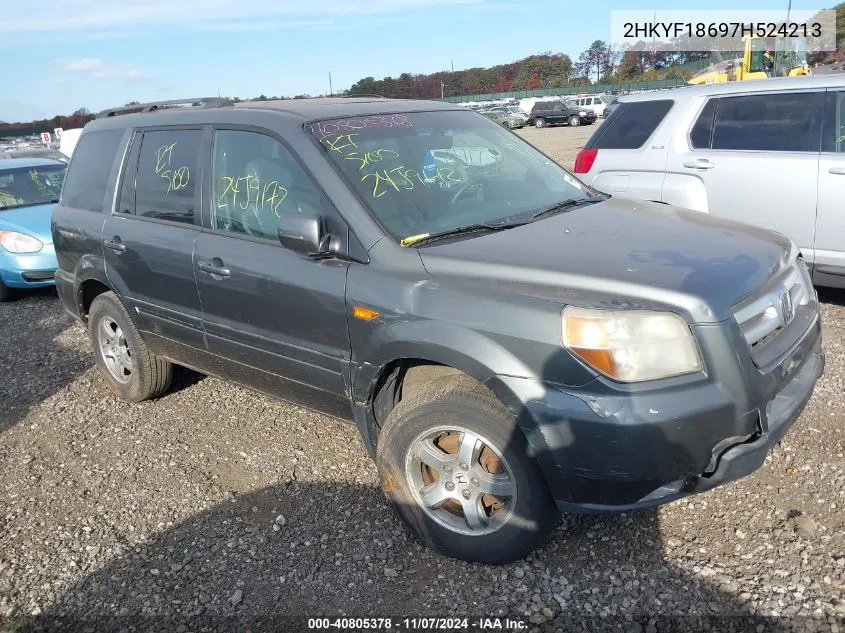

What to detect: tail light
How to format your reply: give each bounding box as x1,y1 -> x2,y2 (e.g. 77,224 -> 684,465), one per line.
574,148 -> 598,174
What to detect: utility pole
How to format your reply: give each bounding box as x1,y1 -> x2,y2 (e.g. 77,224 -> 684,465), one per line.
441,80 -> 445,99
451,59 -> 454,72
329,71 -> 333,96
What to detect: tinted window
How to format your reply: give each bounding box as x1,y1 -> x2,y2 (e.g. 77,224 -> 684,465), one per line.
821,91 -> 845,153
711,92 -> 820,152
690,98 -> 717,149
588,100 -> 674,150
60,129 -> 124,212
134,129 -> 202,224
211,129 -> 321,240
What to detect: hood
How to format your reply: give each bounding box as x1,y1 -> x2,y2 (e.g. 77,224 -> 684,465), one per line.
418,197 -> 793,323
0,203 -> 56,244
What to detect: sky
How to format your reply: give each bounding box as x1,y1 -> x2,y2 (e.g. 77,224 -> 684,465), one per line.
0,0 -> 824,123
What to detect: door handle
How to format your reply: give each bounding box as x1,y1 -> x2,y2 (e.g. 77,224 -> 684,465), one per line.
829,167 -> 845,175
103,237 -> 126,252
682,159 -> 715,170
198,258 -> 231,278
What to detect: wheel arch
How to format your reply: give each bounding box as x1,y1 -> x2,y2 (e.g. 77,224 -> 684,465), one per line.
351,334 -> 536,457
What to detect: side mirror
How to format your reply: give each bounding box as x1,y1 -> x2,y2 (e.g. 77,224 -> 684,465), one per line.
277,213 -> 331,258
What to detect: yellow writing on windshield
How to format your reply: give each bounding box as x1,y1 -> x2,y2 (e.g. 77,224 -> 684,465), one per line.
362,166 -> 460,199
29,170 -> 49,196
320,132 -> 463,199
153,142 -> 191,194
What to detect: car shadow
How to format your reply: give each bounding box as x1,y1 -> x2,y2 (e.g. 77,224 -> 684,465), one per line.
9,349 -> 804,633
0,295 -> 204,436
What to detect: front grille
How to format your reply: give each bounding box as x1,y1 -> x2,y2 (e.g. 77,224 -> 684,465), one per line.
22,271 -> 55,282
733,259 -> 815,367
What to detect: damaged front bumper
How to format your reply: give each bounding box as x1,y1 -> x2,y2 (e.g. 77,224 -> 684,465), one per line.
490,315 -> 824,514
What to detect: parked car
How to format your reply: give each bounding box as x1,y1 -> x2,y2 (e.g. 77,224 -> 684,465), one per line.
0,157 -> 67,300
53,96 -> 823,564
602,97 -> 621,118
572,95 -> 608,118
481,110 -> 525,129
574,75 -> 845,289
527,100 -> 597,128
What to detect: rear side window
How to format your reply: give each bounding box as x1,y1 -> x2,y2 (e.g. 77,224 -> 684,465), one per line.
587,100 -> 674,150
132,129 -> 203,224
690,99 -> 717,149
711,92 -> 821,152
60,129 -> 124,212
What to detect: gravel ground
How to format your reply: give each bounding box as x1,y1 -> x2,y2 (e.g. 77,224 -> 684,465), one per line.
1,126 -> 844,633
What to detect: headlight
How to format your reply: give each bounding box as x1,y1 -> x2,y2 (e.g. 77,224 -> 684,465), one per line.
0,230 -> 43,253
580,111 -> 587,116
561,306 -> 703,382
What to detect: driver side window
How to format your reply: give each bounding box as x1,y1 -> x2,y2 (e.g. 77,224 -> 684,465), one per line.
211,129 -> 320,240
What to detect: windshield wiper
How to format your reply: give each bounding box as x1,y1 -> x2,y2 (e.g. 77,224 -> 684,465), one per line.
529,195 -> 606,221
401,219 -> 531,247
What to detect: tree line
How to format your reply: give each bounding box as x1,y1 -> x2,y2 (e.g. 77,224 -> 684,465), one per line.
0,109 -> 95,138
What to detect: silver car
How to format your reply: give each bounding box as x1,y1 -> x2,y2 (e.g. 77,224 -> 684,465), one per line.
574,75 -> 845,288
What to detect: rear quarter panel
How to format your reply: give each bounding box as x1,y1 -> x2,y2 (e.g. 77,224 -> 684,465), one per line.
582,97 -> 682,204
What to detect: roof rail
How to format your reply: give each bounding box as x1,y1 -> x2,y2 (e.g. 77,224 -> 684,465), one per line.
96,97 -> 234,119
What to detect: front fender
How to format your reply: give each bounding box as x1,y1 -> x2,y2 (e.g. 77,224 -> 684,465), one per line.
351,319 -> 537,406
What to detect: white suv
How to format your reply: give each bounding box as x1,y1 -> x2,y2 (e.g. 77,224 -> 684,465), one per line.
574,75 -> 845,289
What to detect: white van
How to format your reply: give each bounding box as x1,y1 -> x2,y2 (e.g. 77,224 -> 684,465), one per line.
573,75 -> 845,288
572,95 -> 607,118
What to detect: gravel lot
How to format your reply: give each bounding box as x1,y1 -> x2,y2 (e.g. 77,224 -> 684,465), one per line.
1,124 -> 844,633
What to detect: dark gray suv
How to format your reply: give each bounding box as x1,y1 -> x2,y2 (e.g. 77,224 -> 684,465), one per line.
52,96 -> 824,564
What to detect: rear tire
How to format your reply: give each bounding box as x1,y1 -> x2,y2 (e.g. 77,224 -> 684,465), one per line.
88,291 -> 172,402
376,376 -> 557,564
534,117 -> 546,128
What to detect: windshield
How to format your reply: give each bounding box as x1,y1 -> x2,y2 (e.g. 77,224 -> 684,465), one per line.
0,164 -> 66,210
309,110 -> 596,243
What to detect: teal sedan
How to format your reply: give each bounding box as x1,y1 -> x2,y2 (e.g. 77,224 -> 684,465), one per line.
0,158 -> 67,301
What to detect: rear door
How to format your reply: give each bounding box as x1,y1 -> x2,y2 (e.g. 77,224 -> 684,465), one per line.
667,89 -> 822,258
814,89 -> 845,284
103,127 -> 207,352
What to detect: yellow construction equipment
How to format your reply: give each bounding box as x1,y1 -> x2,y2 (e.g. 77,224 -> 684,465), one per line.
688,35 -> 811,85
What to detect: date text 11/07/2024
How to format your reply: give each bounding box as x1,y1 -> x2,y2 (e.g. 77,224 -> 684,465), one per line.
306,617 -> 530,631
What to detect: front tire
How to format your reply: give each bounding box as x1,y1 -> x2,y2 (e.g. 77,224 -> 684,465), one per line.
376,376 -> 557,564
534,117 -> 546,128
88,291 -> 172,402
569,115 -> 581,127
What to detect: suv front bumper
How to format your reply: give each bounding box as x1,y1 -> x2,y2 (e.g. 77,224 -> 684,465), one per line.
489,313 -> 824,513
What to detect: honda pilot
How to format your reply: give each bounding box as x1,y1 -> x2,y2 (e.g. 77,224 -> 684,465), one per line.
52,96 -> 824,564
